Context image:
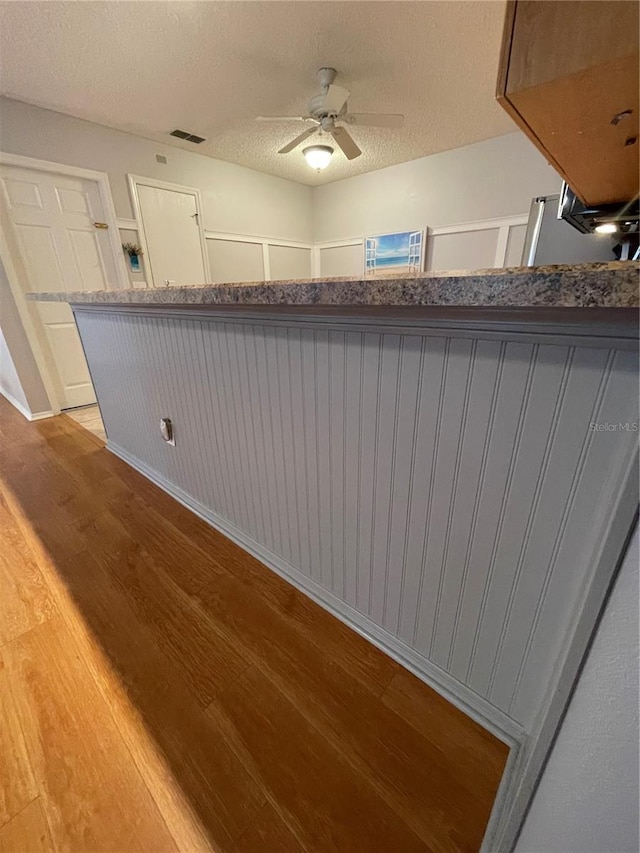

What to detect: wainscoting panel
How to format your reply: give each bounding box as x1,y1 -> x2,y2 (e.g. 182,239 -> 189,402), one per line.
76,308 -> 638,732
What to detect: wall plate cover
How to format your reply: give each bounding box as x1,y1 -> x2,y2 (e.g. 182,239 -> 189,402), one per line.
160,417 -> 175,446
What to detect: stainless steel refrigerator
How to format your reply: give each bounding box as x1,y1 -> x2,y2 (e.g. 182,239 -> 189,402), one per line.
522,194 -> 617,266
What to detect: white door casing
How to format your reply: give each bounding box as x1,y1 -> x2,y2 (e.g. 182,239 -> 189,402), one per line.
128,176 -> 210,288
0,155 -> 127,410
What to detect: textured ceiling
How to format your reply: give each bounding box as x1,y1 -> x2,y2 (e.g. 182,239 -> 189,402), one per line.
0,1 -> 515,186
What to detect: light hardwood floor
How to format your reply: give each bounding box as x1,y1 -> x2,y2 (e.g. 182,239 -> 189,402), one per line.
64,404 -> 106,441
0,397 -> 508,852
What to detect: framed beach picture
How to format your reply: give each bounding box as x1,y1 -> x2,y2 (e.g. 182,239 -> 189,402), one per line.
364,230 -> 425,277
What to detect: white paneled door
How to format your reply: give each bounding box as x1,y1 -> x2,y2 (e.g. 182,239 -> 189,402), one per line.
132,180 -> 208,287
1,165 -> 122,408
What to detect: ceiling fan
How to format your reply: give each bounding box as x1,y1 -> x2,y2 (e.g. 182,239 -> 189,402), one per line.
256,67 -> 404,163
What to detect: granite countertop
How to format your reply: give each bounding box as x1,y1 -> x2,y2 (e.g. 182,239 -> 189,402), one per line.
26,261 -> 639,309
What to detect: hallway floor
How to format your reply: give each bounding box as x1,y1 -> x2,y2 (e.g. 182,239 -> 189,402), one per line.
64,403 -> 106,442
0,397 -> 508,852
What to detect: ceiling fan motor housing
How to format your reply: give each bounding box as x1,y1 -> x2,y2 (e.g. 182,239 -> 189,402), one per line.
309,92 -> 341,120
316,66 -> 337,88
309,67 -> 344,119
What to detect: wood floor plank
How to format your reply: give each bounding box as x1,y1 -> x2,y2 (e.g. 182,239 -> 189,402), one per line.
54,549 -> 266,850
210,665 -> 429,853
232,801 -> 306,853
0,798 -> 53,853
382,667 -> 510,799
1,491 -> 216,853
0,398 -> 508,852
68,509 -> 252,708
94,483 -> 500,850
0,495 -> 55,647
106,484 -> 398,696
0,659 -> 38,829
150,539 -> 492,851
62,406 -> 106,443
3,617 -> 178,853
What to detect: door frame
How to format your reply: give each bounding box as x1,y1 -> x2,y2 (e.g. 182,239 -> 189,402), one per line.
127,174 -> 211,287
0,151 -> 129,414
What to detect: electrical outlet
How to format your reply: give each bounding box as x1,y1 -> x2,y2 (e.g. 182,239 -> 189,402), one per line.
160,417 -> 175,446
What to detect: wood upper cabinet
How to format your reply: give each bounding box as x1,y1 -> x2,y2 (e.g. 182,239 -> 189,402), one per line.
497,0 -> 639,206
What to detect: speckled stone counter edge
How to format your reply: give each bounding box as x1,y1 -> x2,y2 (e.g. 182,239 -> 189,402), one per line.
26,261 -> 640,309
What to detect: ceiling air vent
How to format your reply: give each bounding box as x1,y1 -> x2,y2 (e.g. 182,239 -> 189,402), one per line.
169,129 -> 206,144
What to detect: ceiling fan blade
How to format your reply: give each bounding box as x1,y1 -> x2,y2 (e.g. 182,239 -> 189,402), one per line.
256,115 -> 316,123
278,125 -> 319,154
345,113 -> 404,129
322,84 -> 350,114
331,126 -> 362,160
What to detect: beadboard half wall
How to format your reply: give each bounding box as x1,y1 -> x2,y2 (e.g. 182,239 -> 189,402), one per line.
76,306 -> 638,739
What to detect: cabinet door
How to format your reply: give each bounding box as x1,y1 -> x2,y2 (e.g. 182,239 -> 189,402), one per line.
497,1 -> 639,205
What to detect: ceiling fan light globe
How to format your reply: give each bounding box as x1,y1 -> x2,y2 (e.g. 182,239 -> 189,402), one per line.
303,145 -> 333,170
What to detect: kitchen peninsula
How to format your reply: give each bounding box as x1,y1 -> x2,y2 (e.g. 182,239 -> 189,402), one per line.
28,261 -> 639,850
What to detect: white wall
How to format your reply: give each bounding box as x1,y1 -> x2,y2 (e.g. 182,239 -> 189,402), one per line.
0,326 -> 28,410
0,255 -> 51,417
515,525 -> 639,853
0,98 -> 561,254
312,133 -> 561,243
0,97 -> 313,242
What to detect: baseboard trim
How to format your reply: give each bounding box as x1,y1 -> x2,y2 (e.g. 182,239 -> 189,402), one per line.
0,388 -> 53,421
107,440 -> 522,746
29,409 -> 55,421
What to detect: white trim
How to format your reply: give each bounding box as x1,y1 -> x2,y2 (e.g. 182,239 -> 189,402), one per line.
311,218 -> 529,277
203,219 -> 529,251
494,225 -> 511,267
106,437 -> 523,746
203,231 -> 316,282
28,408 -> 54,421
316,237 -> 364,250
261,243 -> 271,281
0,151 -> 112,184
487,446 -> 639,852
116,217 -> 139,231
0,151 -> 129,290
0,388 -> 53,421
311,217 -> 528,249
205,230 -> 313,250
311,245 -> 321,277
316,239 -> 364,277
480,738 -> 524,853
429,214 -> 529,237
166,216 -> 530,282
127,174 -> 211,287
0,387 -> 32,419
73,304 -> 638,351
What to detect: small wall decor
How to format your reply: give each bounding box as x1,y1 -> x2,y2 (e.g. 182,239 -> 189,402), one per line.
122,242 -> 143,273
364,230 -> 425,277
